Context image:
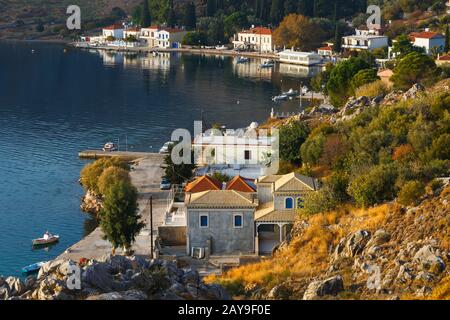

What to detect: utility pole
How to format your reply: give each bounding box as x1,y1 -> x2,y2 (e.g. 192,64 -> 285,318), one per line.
299,81 -> 303,110
149,195 -> 153,259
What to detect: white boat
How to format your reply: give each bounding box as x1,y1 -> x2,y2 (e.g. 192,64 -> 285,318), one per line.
22,261 -> 48,274
282,88 -> 299,96
236,56 -> 250,64
272,94 -> 288,102
32,234 -> 60,246
159,141 -> 175,154
260,60 -> 275,68
102,142 -> 117,152
215,45 -> 227,50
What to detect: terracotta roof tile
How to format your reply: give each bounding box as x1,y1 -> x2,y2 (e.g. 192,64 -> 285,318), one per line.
226,176 -> 256,193
185,175 -> 221,193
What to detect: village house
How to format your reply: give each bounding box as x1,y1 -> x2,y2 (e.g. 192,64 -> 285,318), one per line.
342,28 -> 388,52
436,54 -> 450,66
102,24 -> 124,40
232,26 -> 273,53
278,50 -> 322,66
409,31 -> 446,54
317,45 -> 333,57
123,27 -> 141,40
140,25 -> 160,47
139,26 -> 187,49
254,172 -> 319,254
182,172 -> 318,257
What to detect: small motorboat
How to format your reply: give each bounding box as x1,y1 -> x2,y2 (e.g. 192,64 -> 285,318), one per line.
282,88 -> 299,96
215,45 -> 227,50
22,261 -> 48,275
260,60 -> 275,68
236,56 -> 250,64
272,94 -> 288,102
32,234 -> 60,246
159,141 -> 175,154
102,142 -> 117,152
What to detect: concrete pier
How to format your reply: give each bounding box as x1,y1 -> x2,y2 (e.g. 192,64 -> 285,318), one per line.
78,150 -> 165,160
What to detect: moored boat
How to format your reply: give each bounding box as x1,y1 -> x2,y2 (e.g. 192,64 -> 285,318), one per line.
102,142 -> 117,152
21,261 -> 48,274
32,234 -> 60,246
282,88 -> 299,96
260,60 -> 275,68
272,94 -> 288,102
236,56 -> 250,64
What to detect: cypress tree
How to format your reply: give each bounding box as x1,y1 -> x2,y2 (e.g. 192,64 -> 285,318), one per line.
183,2 -> 197,30
207,0 -> 216,17
141,0 -> 151,27
445,24 -> 449,53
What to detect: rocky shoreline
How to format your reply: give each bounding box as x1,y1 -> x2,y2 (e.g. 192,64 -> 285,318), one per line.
0,255 -> 229,300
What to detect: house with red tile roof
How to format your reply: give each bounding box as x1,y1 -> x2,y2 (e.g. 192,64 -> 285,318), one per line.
185,175 -> 222,193
317,45 -> 333,57
436,54 -> 450,66
102,24 -> 124,39
409,31 -> 445,54
233,26 -> 273,52
226,176 -> 256,193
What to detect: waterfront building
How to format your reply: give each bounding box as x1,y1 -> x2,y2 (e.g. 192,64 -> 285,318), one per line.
140,25 -> 160,47
317,45 -> 333,57
342,28 -> 388,52
102,24 -> 124,40
278,50 -> 322,66
409,31 -> 446,54
140,26 -> 187,49
123,27 -> 141,40
232,26 -> 273,53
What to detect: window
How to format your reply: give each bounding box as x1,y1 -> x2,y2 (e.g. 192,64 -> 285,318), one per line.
285,197 -> 294,209
244,150 -> 251,160
296,197 -> 304,209
233,214 -> 243,228
199,214 -> 209,228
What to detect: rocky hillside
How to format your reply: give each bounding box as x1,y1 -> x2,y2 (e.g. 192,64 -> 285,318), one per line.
0,254 -> 229,300
208,184 -> 449,300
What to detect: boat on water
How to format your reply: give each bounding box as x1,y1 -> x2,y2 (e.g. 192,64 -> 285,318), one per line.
260,60 -> 275,68
215,45 -> 227,50
102,142 -> 117,152
159,141 -> 175,154
32,233 -> 60,246
21,261 -> 48,275
272,94 -> 288,102
282,88 -> 299,96
236,56 -> 250,64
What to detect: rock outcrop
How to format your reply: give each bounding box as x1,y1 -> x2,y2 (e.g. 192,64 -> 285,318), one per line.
80,189 -> 103,214
0,254 -> 230,300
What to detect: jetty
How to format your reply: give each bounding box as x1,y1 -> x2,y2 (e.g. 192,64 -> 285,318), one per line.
78,150 -> 165,159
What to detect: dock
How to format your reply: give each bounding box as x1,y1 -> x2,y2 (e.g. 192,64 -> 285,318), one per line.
78,150 -> 166,160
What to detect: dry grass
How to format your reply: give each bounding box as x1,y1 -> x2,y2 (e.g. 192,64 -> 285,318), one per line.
355,80 -> 390,98
428,276 -> 450,300
206,204 -> 390,295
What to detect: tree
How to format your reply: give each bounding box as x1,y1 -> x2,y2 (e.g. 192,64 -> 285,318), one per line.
272,14 -> 326,50
182,31 -> 207,45
279,120 -> 310,165
326,57 -> 370,106
141,0 -> 151,27
182,2 -> 197,30
99,180 -> 144,254
163,145 -> 196,184
350,69 -> 380,92
391,35 -> 423,60
445,24 -> 449,53
270,0 -> 284,25
207,0 -> 216,16
391,52 -> 438,90
98,166 -> 131,195
166,0 -> 176,27
333,22 -> 341,53
224,12 -> 248,40
80,158 -> 129,194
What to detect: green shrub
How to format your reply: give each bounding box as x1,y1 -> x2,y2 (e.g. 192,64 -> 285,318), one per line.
347,164 -> 398,207
355,80 -> 389,98
211,171 -> 231,183
397,180 -> 425,206
80,158 -> 129,194
300,186 -> 338,215
98,166 -> 131,195
351,69 -> 380,93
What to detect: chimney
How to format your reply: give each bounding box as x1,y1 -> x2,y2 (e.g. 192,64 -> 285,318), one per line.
425,28 -> 430,32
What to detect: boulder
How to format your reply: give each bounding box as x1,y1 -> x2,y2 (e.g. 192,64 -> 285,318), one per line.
0,286 -> 10,300
267,284 -> 292,300
181,270 -> 200,285
5,277 -> 26,296
303,275 -> 344,300
80,189 -> 103,214
99,254 -> 132,274
206,284 -> 231,300
403,83 -> 425,101
413,245 -> 445,273
82,262 -> 114,292
37,260 -> 66,279
86,289 -> 148,300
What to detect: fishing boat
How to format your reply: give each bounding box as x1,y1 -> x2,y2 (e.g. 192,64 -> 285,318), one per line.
215,45 -> 227,50
32,234 -> 60,246
260,60 -> 275,68
102,142 -> 117,152
272,94 -> 288,102
21,261 -> 48,275
236,56 -> 250,64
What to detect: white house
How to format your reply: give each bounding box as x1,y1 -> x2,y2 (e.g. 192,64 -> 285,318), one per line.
140,26 -> 186,48
409,31 -> 446,54
342,28 -> 388,52
102,24 -> 124,40
233,27 -> 273,52
123,27 -> 141,40
278,50 -> 322,66
317,45 -> 333,57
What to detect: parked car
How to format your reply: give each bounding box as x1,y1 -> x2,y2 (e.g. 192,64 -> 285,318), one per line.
160,178 -> 171,190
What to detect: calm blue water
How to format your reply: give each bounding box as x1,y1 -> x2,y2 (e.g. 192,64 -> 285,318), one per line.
0,41 -> 316,277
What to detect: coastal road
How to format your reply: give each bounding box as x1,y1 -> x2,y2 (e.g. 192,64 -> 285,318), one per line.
57,155 -> 169,261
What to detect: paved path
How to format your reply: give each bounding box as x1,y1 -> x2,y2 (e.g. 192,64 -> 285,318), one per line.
57,157 -> 169,261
